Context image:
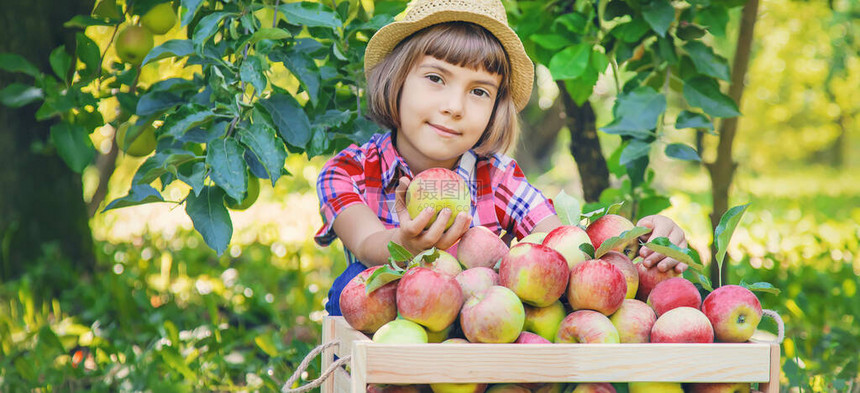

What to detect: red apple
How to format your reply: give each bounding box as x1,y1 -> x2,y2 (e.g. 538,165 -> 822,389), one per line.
650,307 -> 714,343
542,225 -> 592,269
486,385 -> 531,393
397,267 -> 464,332
688,383 -> 751,393
586,214 -> 638,258
572,383 -> 617,393
647,277 -> 702,317
499,243 -> 569,307
555,310 -> 620,343
567,259 -> 627,315
600,251 -> 639,299
523,300 -> 566,341
406,168 -> 471,230
339,265 -> 397,334
372,319 -> 429,343
701,285 -> 762,343
518,232 -> 548,245
455,267 -> 499,300
609,299 -> 656,343
457,226 -> 509,269
635,262 -> 681,301
420,250 -> 463,277
460,286 -> 525,343
515,331 -> 551,344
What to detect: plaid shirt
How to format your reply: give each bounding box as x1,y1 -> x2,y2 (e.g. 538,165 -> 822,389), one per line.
315,131 -> 556,265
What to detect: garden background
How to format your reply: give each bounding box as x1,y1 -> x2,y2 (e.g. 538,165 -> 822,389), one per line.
0,0 -> 858,392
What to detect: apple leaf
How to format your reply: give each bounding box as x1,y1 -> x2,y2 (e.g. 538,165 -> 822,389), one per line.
388,241 -> 413,263
554,190 -> 581,226
409,248 -> 439,269
642,237 -> 705,273
606,202 -> 625,216
594,226 -> 651,258
683,268 -> 713,292
579,243 -> 595,260
365,265 -> 404,295
714,203 -> 750,269
739,280 -> 781,295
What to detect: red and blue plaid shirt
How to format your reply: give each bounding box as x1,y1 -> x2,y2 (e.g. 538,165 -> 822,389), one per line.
314,131 -> 556,262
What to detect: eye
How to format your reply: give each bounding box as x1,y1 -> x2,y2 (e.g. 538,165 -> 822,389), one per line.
426,74 -> 443,83
472,88 -> 491,98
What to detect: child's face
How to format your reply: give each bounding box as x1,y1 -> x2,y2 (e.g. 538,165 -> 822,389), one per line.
396,55 -> 502,170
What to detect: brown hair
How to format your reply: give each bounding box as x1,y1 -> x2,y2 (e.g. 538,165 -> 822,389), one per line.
366,22 -> 520,156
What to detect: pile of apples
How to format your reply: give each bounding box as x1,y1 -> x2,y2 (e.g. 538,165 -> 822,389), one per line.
339,169 -> 764,393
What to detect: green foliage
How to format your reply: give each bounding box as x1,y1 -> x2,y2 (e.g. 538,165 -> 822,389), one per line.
0,0 -> 405,255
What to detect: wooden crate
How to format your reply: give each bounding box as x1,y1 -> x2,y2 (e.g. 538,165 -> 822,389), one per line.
320,316 -> 780,393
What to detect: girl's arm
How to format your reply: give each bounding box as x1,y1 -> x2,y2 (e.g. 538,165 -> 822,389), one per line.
331,177 -> 470,266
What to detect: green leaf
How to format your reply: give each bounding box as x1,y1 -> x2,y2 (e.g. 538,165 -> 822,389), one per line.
410,248 -> 440,269
642,0 -> 675,37
276,50 -> 320,106
595,226 -> 651,258
206,138 -> 247,202
161,106 -> 215,138
714,203 -> 750,268
0,53 -> 41,77
0,84 -> 44,108
642,237 -> 705,272
677,23 -> 707,41
739,280 -> 781,296
103,184 -> 165,211
37,326 -> 65,353
63,15 -> 117,28
255,334 -> 280,358
237,120 -> 287,187
563,65 -> 600,106
675,110 -> 714,131
91,0 -> 120,19
665,143 -> 701,161
180,0 -> 205,27
697,6 -> 729,37
49,46 -> 72,84
601,86 -> 666,136
278,2 -> 342,28
388,241 -> 413,262
50,123 -> 95,173
258,94 -> 312,148
240,55 -> 268,96
365,264 -> 404,294
683,76 -> 741,118
684,41 -> 730,81
637,195 -> 672,218
553,189 -> 582,226
683,268 -> 713,292
579,243 -> 595,260
143,40 -> 193,65
619,139 -> 651,166
548,43 -> 591,80
75,33 -> 101,79
185,186 -> 233,255
239,28 -> 291,49
192,12 -> 233,49
610,18 -> 650,43
176,161 -> 206,196
530,34 -> 574,51
159,347 -> 198,383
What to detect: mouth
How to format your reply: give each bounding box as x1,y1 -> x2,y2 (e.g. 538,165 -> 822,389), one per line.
429,123 -> 460,136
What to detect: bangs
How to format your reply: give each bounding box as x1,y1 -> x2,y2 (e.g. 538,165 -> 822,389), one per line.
414,23 -> 510,81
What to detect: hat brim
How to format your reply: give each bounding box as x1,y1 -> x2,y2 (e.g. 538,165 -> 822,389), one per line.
364,10 -> 534,112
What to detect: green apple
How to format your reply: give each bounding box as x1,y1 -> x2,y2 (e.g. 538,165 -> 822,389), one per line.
406,168 -> 471,230
226,175 -> 261,211
628,382 -> 683,393
116,121 -> 157,157
115,26 -> 154,65
523,300 -> 566,341
141,3 -> 177,35
372,320 -> 428,344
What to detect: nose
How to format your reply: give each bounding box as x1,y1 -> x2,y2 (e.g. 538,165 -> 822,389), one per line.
441,92 -> 464,119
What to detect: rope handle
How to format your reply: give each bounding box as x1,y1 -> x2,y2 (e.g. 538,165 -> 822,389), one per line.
282,339 -> 352,393
761,309 -> 785,343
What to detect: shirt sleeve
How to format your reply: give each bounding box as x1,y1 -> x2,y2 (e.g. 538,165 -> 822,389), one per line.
493,159 -> 557,240
314,152 -> 367,247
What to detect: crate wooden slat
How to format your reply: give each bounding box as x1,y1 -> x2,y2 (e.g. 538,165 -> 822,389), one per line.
321,316 -> 780,393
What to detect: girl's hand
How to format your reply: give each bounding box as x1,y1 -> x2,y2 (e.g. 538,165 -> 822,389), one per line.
392,176 -> 471,255
636,215 -> 688,273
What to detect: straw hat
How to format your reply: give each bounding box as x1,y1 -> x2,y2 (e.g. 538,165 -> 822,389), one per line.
364,0 -> 534,111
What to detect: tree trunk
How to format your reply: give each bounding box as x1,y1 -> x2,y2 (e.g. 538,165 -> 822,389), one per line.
558,81 -> 609,203
0,0 -> 96,281
705,0 -> 759,287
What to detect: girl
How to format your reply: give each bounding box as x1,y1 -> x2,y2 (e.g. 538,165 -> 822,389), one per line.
315,0 -> 688,316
